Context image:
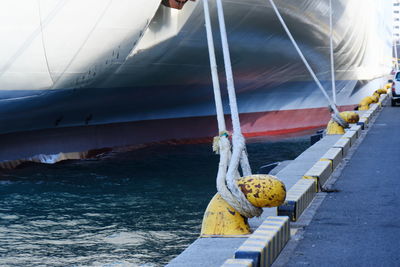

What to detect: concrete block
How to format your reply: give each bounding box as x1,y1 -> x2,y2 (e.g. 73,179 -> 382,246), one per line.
349,124 -> 362,138
277,179 -> 316,221
357,116 -> 369,129
303,160 -> 332,192
379,94 -> 388,104
342,130 -> 357,147
221,259 -> 254,267
368,108 -> 375,115
320,147 -> 343,171
364,110 -> 373,120
235,216 -> 290,267
369,104 -> 378,115
333,136 -> 351,157
360,116 -> 369,125
375,100 -> 383,109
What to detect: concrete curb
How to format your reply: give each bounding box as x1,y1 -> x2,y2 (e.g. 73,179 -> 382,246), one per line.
357,119 -> 367,130
233,216 -> 290,267
342,131 -> 357,147
379,94 -> 388,104
320,147 -> 343,171
365,110 -> 374,119
349,124 -> 362,138
303,160 -> 332,192
221,259 -> 254,267
277,179 -> 316,222
369,104 -> 378,116
333,138 -> 351,157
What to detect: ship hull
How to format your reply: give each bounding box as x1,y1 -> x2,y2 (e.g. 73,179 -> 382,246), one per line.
0,0 -> 393,160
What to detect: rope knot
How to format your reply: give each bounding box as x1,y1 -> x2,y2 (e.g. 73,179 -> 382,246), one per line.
212,131 -> 230,154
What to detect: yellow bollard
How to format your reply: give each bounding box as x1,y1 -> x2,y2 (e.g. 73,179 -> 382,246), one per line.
326,120 -> 345,135
358,96 -> 375,110
339,111 -> 360,123
375,89 -> 388,95
201,175 -> 286,237
200,193 -> 251,237
237,175 -> 287,208
370,95 -> 379,103
326,111 -> 359,135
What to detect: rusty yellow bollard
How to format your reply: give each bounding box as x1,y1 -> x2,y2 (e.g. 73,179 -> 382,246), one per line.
326,111 -> 359,135
200,175 -> 286,237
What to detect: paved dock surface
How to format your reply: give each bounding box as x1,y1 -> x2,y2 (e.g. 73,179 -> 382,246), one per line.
281,106 -> 400,266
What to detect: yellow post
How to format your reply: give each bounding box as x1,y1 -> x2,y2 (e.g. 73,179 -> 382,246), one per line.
201,175 -> 286,237
375,89 -> 388,95
326,111 -> 359,135
384,83 -> 392,92
326,120 -> 345,134
201,194 -> 251,237
358,96 -> 375,111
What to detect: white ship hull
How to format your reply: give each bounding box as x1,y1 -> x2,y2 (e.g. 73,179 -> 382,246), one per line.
0,0 -> 393,161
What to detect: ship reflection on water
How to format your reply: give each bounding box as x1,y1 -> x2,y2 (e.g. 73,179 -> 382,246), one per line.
0,136 -> 309,266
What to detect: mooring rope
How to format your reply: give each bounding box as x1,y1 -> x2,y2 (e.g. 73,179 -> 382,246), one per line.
215,0 -> 261,217
329,0 -> 337,105
202,0 -> 262,218
202,0 -> 226,134
268,0 -> 348,128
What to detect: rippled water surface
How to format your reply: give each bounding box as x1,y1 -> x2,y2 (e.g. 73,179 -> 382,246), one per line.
0,137 -> 309,266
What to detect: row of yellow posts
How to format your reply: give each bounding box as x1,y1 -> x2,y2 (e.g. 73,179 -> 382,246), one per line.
326,83 -> 391,135
359,83 -> 391,111
201,83 -> 392,237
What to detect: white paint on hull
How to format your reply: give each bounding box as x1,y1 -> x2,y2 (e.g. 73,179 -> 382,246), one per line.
0,0 -> 161,90
0,1 -> 53,90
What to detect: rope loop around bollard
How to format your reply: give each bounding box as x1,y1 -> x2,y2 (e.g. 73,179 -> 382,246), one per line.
331,112 -> 349,128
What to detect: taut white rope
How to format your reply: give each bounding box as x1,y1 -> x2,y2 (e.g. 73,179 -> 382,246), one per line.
329,0 -> 337,105
268,0 -> 347,128
202,0 -> 226,133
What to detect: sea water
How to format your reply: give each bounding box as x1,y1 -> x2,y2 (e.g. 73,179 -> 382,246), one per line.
0,137 -> 309,267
